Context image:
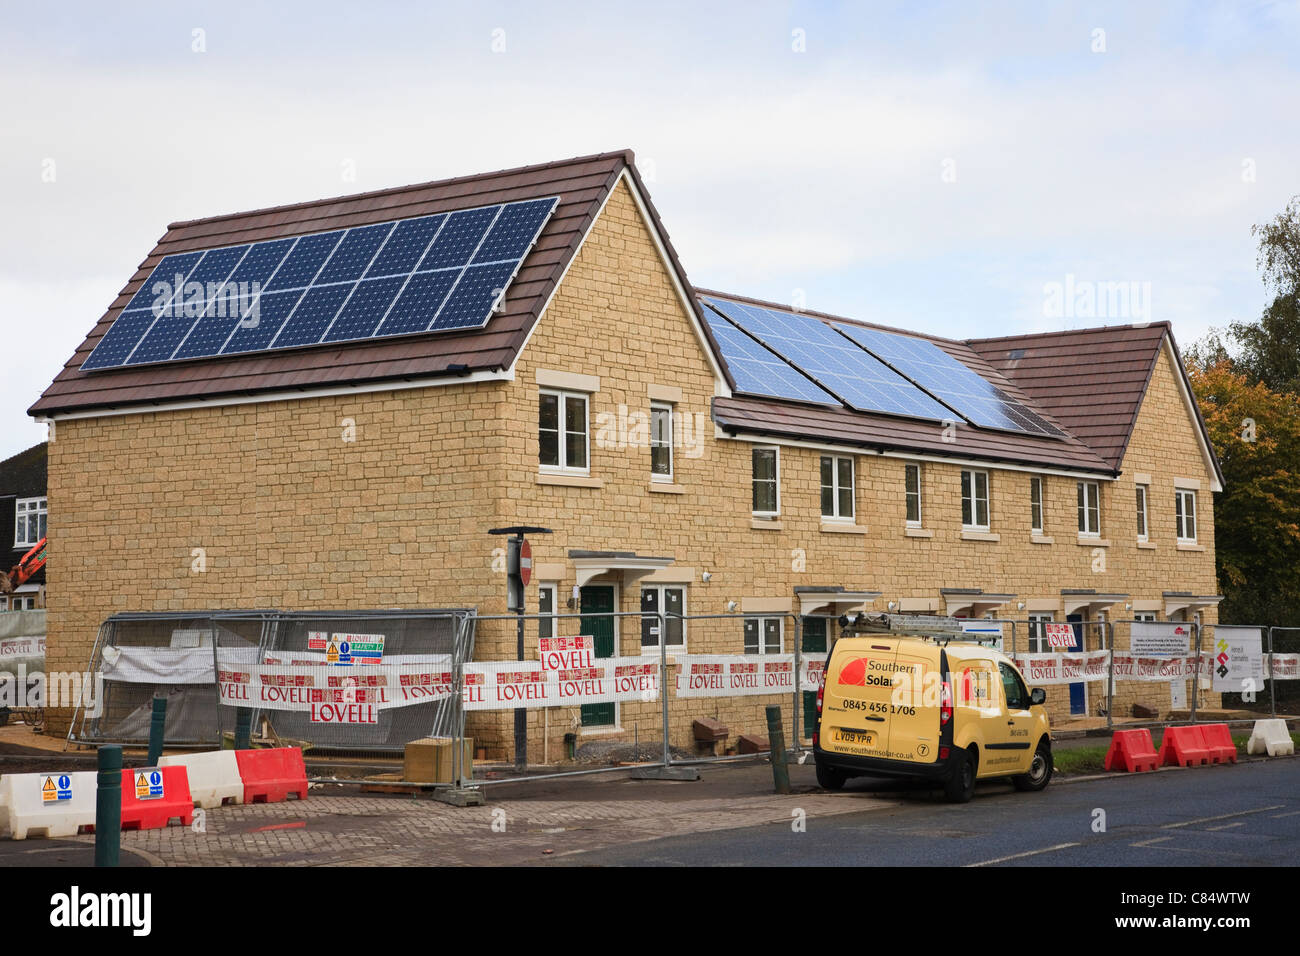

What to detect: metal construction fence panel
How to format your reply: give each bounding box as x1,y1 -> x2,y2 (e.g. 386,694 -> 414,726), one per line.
68,609 -> 477,754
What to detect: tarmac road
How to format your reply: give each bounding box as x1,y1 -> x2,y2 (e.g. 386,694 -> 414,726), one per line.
549,758 -> 1300,866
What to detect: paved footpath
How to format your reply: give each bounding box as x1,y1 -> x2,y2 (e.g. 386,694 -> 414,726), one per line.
1,760 -> 900,866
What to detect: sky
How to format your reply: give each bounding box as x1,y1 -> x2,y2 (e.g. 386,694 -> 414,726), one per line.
2,0 -> 1299,461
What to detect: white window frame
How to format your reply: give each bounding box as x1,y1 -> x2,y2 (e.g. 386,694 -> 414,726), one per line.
538,388 -> 590,475
650,402 -> 674,483
820,455 -> 855,521
537,583 -> 558,640
1135,484 -> 1149,541
904,462 -> 923,528
1077,480 -> 1101,537
640,584 -> 687,653
1027,612 -> 1053,654
15,497 -> 47,548
1134,611 -> 1156,623
743,615 -> 784,655
1030,476 -> 1044,534
752,446 -> 780,517
961,469 -> 990,531
1175,488 -> 1197,542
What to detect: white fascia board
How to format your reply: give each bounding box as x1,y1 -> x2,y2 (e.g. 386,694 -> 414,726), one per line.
1161,334 -> 1224,493
36,369 -> 513,422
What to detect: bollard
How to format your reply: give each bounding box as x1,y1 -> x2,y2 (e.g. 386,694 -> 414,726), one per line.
234,707 -> 253,750
765,705 -> 790,795
147,695 -> 168,766
95,745 -> 122,868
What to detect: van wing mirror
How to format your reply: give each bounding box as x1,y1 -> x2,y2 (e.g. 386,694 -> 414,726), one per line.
1030,687 -> 1046,706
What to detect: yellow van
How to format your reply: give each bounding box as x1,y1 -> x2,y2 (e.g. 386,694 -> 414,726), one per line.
813,629 -> 1052,802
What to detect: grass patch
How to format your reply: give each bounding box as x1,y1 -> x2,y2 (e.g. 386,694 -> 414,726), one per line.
1052,745 -> 1110,776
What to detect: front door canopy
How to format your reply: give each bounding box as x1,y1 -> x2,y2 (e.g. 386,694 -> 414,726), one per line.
1162,592 -> 1224,617
569,550 -> 675,589
794,586 -> 882,617
940,588 -> 1017,617
1060,589 -> 1131,617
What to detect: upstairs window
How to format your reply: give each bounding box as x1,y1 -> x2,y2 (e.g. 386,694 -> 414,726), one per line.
820,455 -> 854,520
650,403 -> 673,481
752,447 -> 779,516
1175,488 -> 1197,542
1077,481 -> 1100,536
1135,484 -> 1149,540
961,470 -> 989,530
904,463 -> 922,527
1030,477 -> 1044,534
15,498 -> 46,548
539,390 -> 588,472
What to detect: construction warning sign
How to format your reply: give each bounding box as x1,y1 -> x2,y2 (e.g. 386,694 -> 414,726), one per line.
41,774 -> 73,803
135,769 -> 165,801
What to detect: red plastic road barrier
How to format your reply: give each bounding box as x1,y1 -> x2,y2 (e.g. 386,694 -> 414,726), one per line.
1198,723 -> 1238,764
120,766 -> 194,831
1158,725 -> 1213,767
235,747 -> 308,804
1103,729 -> 1160,772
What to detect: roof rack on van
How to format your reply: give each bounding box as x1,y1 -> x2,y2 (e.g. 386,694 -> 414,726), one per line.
839,612 -> 1003,646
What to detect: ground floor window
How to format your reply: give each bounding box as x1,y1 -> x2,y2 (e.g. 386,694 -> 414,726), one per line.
744,616 -> 783,655
640,585 -> 685,651
1027,612 -> 1053,653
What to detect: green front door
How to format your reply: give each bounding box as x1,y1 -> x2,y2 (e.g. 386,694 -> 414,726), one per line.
580,585 -> 616,727
801,617 -> 828,738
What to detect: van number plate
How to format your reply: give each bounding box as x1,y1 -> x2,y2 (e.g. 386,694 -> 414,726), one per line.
832,728 -> 875,746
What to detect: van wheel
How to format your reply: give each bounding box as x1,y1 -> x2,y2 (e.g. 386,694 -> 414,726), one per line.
944,747 -> 976,803
1013,740 -> 1053,792
816,761 -> 846,791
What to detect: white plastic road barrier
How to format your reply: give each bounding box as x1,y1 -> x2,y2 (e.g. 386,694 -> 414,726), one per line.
158,750 -> 244,809
2,770 -> 97,840
1246,719 -> 1295,757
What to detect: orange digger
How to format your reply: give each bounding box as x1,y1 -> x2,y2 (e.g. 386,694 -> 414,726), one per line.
0,537 -> 46,594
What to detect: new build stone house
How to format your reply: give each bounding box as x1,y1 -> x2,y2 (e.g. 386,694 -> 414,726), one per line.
30,150 -> 1224,760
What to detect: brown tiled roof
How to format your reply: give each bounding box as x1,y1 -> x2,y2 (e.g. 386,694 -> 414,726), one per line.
698,290 -> 1115,475
964,323 -> 1222,483
31,151 -> 641,416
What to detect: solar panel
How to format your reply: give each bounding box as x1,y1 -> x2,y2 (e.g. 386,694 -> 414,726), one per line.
834,324 -> 1064,437
703,297 -> 954,421
700,303 -> 838,406
80,196 -> 558,372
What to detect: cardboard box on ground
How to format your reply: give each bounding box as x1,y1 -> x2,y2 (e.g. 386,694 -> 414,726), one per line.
404,737 -> 474,783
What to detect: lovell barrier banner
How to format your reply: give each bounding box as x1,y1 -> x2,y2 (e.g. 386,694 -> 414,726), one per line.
461,657 -> 660,711
1012,650 -> 1111,685
216,660 -> 458,722
674,654 -> 797,698
799,654 -> 828,692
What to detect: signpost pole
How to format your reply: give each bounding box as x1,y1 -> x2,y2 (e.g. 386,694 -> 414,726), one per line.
1105,622 -> 1115,733
1189,622 -> 1202,724
489,526 -> 549,774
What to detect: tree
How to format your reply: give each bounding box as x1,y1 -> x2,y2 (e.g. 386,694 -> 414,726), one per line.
1186,360 -> 1300,627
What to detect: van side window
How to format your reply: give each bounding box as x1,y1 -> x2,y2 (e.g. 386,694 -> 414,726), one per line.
999,662 -> 1028,710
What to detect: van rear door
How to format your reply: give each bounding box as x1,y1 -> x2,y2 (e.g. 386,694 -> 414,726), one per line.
820,639 -> 897,759
885,645 -> 940,765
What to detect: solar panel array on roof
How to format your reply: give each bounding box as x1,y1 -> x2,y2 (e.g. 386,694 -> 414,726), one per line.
700,303 -> 838,406
703,296 -> 954,421
834,324 -> 1064,437
81,196 -> 558,371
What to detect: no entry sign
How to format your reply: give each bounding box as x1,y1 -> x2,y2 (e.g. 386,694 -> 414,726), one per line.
519,538 -> 532,587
